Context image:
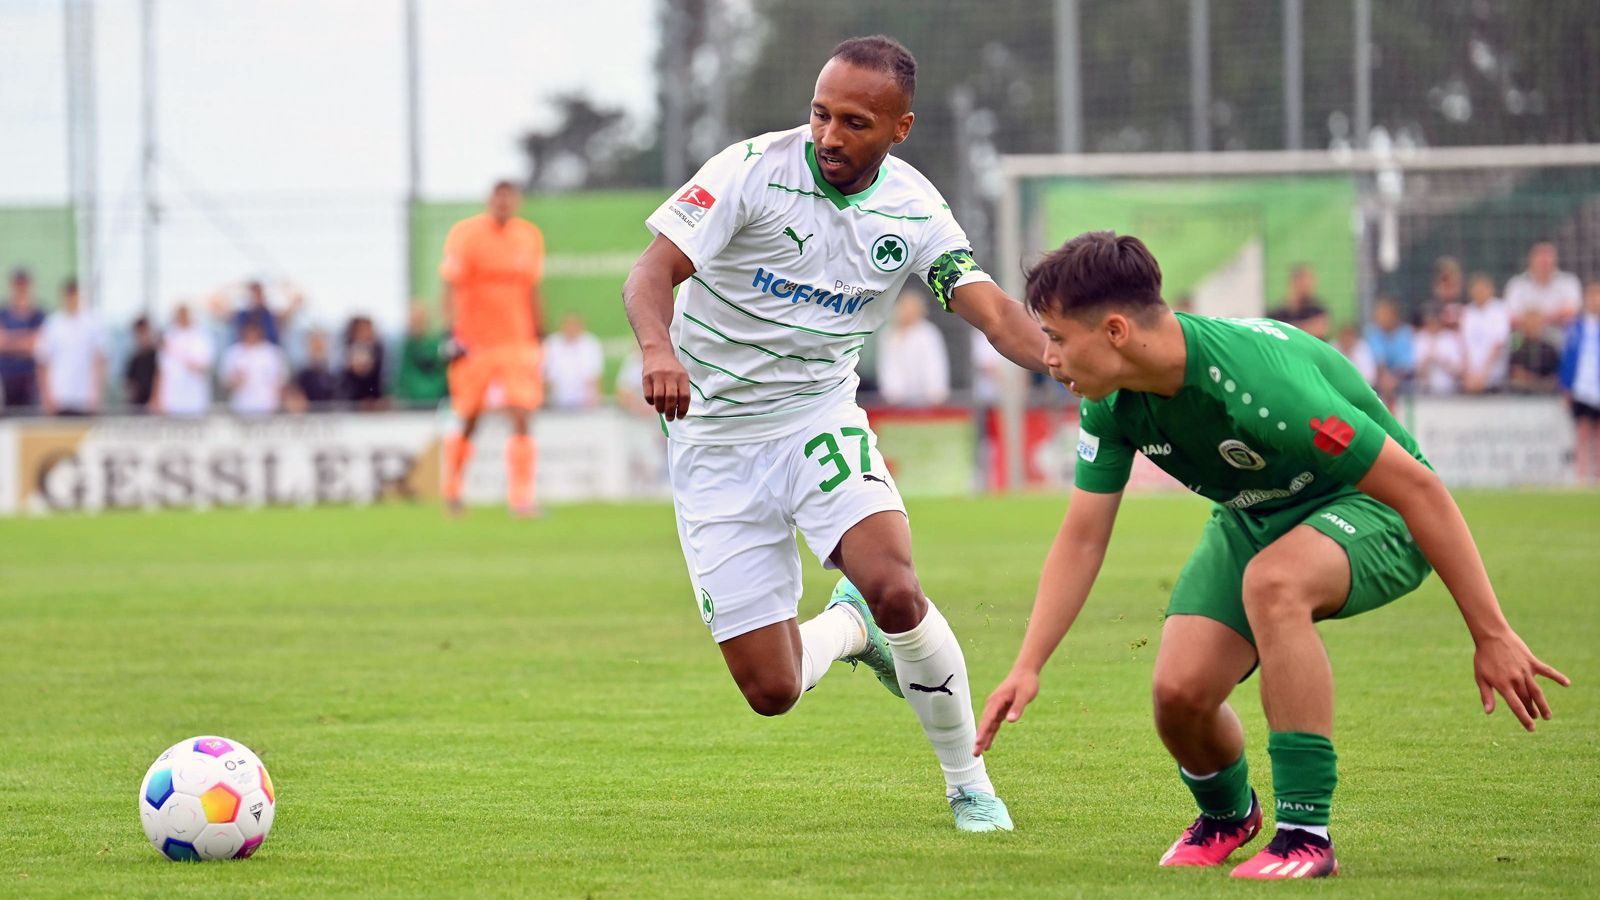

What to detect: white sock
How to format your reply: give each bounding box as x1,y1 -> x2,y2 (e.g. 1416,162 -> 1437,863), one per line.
883,599 -> 993,799
799,603 -> 867,692
1277,823 -> 1330,840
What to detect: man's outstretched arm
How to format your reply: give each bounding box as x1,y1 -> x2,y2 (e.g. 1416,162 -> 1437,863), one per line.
1356,437 -> 1570,730
975,488 -> 1122,755
949,280 -> 1049,374
621,235 -> 696,420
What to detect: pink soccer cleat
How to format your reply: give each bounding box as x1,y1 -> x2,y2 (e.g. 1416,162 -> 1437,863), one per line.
1229,827 -> 1338,879
1159,790 -> 1262,867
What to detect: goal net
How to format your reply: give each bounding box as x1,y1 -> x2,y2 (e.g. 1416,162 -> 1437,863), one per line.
990,145 -> 1600,488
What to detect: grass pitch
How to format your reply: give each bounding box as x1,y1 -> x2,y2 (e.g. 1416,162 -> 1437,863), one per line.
0,492 -> 1595,898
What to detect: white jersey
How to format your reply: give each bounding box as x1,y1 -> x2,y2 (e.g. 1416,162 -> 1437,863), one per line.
646,126 -> 992,444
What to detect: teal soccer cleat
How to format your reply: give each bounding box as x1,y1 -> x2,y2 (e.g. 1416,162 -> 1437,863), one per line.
950,788 -> 1014,833
825,577 -> 903,698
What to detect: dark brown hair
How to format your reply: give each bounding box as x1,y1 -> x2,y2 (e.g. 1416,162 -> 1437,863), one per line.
830,35 -> 917,107
1024,231 -> 1167,322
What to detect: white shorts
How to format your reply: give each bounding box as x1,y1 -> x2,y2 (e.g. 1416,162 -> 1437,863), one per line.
667,402 -> 907,642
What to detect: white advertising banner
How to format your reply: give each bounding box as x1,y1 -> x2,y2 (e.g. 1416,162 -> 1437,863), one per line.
1405,396 -> 1576,488
0,397 -> 1577,515
0,409 -> 669,516
0,414 -> 441,514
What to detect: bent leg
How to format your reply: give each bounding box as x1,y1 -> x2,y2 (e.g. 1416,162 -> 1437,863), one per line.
1244,525 -> 1349,830
833,511 -> 991,797
718,620 -> 803,716
1242,526 -> 1349,735
1151,614 -> 1258,775
668,437 -> 809,715
505,406 -> 536,513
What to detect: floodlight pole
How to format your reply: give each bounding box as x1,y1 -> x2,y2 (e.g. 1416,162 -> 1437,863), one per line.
1054,0 -> 1082,153
404,0 -> 421,302
1189,0 -> 1210,152
63,0 -> 99,309
1354,0 -> 1372,147
1283,0 -> 1303,150
140,0 -> 158,316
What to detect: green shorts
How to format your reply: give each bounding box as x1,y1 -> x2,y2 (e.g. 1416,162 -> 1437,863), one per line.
1167,489 -> 1433,645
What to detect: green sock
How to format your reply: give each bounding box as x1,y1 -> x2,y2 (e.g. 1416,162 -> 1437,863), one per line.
1178,753 -> 1253,821
1267,731 -> 1337,826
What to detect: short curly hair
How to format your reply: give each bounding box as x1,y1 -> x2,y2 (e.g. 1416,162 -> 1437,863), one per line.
830,35 -> 917,107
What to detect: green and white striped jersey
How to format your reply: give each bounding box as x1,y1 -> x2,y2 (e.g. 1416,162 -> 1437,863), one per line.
646,126 -> 992,444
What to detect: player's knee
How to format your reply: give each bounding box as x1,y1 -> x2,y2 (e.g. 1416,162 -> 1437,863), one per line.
1241,559 -> 1312,625
740,678 -> 800,717
1152,675 -> 1219,725
861,573 -> 925,634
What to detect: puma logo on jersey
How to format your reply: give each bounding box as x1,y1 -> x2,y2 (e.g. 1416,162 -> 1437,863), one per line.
862,473 -> 891,489
783,226 -> 813,256
743,141 -> 762,161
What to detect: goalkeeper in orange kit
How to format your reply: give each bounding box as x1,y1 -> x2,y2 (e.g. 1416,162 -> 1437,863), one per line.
439,180 -> 546,516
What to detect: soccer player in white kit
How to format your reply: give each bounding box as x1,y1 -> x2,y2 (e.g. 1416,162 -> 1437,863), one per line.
623,36 -> 1047,831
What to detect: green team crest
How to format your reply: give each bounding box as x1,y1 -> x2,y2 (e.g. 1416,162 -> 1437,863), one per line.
871,234 -> 907,272
699,589 -> 715,624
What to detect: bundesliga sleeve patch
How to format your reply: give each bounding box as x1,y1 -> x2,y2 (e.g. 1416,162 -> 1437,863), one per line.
674,185 -> 716,226
1310,416 -> 1356,456
926,249 -> 984,310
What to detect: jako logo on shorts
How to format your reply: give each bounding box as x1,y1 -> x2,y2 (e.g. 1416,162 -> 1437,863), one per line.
1320,512 -> 1357,534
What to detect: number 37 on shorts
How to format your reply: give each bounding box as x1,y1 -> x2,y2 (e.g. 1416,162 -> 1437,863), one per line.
804,427 -> 876,493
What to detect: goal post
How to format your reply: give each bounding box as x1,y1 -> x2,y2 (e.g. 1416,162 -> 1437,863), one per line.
991,144 -> 1600,490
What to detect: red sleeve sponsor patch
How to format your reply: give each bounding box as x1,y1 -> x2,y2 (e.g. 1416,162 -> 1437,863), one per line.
1309,416 -> 1356,456
677,185 -> 716,209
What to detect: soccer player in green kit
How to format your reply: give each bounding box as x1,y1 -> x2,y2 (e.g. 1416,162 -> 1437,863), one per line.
974,232 -> 1569,879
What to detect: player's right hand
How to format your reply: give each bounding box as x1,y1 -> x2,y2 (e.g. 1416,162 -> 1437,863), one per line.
642,350 -> 691,421
974,668 -> 1040,757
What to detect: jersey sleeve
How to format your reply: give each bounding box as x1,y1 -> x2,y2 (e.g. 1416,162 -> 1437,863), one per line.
439,222 -> 469,285
646,140 -> 764,271
914,205 -> 995,312
1226,351 -> 1390,485
526,223 -> 546,286
1073,398 -> 1135,493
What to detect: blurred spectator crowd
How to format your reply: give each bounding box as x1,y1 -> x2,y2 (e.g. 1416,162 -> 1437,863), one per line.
1282,242 -> 1597,414
1292,240 -> 1600,482
3,239 -> 1597,483
0,271 -> 624,419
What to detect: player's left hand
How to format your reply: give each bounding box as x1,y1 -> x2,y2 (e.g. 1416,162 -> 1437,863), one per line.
1473,631 -> 1570,732
973,668 -> 1040,756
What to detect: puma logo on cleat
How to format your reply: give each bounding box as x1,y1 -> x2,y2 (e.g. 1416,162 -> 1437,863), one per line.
909,674 -> 955,695
862,473 -> 890,488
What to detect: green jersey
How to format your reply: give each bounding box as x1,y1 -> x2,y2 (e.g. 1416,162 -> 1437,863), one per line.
1074,313 -> 1427,512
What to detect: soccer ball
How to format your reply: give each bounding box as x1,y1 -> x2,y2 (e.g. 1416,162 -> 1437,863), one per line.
138,736 -> 276,861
